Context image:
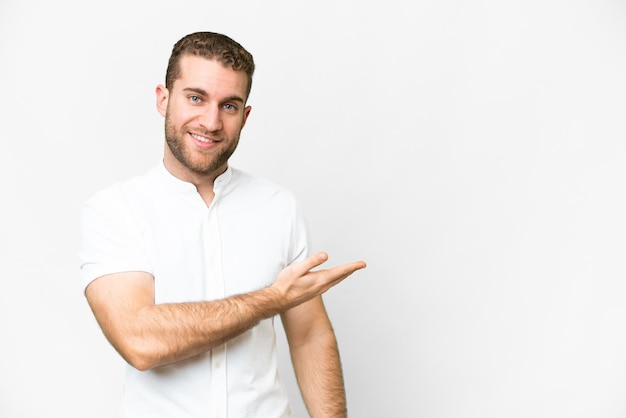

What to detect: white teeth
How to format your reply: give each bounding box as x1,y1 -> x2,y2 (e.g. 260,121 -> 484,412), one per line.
191,133 -> 214,143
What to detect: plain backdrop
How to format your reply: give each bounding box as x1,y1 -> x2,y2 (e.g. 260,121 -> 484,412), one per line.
2,1 -> 626,417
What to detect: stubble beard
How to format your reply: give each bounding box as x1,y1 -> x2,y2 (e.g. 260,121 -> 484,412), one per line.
164,115 -> 240,175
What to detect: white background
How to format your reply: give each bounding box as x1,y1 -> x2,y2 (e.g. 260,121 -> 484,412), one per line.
2,1 -> 626,417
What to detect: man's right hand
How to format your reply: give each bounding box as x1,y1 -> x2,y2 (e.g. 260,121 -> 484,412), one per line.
271,252 -> 367,310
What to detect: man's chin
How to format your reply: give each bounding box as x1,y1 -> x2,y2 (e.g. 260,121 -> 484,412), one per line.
188,159 -> 228,175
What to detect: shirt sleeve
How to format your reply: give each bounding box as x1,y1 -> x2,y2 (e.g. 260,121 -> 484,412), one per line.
79,187 -> 152,292
289,196 -> 311,265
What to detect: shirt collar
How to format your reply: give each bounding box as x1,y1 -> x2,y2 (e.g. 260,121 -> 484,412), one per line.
154,160 -> 233,194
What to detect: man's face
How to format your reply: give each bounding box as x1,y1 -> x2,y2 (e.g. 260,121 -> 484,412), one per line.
157,55 -> 251,180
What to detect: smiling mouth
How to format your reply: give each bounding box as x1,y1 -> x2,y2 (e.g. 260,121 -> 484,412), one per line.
190,132 -> 219,143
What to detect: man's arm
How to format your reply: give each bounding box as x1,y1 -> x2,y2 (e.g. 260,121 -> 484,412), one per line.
281,296 -> 348,418
85,252 -> 365,371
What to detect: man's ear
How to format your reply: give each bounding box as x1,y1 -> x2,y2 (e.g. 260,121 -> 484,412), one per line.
156,84 -> 169,117
241,105 -> 252,128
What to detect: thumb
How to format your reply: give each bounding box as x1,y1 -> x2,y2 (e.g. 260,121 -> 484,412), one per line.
292,252 -> 329,275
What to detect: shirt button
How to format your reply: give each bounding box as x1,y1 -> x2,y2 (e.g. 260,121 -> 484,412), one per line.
215,362 -> 221,369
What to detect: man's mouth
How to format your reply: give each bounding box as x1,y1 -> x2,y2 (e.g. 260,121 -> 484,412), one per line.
190,133 -> 219,143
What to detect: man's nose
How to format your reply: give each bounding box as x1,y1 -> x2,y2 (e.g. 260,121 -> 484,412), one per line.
198,105 -> 222,132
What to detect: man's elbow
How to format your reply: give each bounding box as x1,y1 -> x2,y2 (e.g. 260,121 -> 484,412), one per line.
125,354 -> 159,372
114,338 -> 164,371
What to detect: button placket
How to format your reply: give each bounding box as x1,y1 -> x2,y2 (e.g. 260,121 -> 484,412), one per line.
203,200 -> 228,416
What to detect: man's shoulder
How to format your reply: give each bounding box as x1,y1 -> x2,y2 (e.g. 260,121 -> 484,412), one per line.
229,167 -> 297,202
82,166 -> 157,210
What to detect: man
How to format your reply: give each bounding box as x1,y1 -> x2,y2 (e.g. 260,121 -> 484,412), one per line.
79,31 -> 366,418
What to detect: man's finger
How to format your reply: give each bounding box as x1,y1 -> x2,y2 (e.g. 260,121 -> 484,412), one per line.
319,261 -> 367,284
292,252 -> 330,275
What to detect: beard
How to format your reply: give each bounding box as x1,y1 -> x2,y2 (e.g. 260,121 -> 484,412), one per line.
164,113 -> 240,175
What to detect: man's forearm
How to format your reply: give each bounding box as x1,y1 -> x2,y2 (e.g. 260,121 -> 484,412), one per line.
291,330 -> 347,418
108,286 -> 284,371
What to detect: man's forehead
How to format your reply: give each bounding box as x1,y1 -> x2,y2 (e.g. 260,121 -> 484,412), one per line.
176,55 -> 247,90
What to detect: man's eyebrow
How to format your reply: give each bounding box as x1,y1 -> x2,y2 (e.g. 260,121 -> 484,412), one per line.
183,87 -> 208,96
182,87 -> 245,103
222,95 -> 245,103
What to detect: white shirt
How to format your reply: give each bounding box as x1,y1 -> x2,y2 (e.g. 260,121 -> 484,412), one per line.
79,162 -> 310,418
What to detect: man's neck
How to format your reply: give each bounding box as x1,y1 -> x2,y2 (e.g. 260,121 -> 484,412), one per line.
162,153 -> 226,207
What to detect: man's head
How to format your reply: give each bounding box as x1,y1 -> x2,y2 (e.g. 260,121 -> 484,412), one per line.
157,32 -> 254,183
166,32 -> 255,100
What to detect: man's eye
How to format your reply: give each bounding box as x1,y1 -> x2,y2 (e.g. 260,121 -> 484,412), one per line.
189,96 -> 202,103
223,103 -> 237,111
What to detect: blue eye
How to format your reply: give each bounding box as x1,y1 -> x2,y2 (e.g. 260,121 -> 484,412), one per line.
189,95 -> 202,103
224,103 -> 236,111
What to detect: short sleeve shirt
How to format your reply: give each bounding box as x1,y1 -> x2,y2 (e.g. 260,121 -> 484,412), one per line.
79,162 -> 310,418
